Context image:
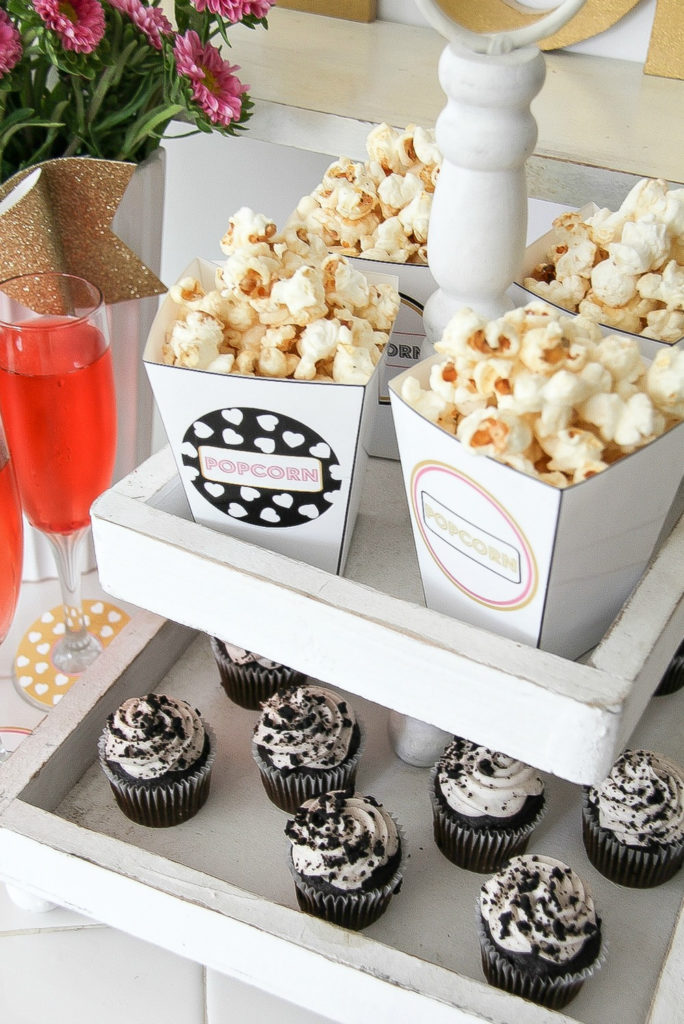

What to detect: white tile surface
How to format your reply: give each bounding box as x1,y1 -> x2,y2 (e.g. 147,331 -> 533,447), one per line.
0,925 -> 205,1024
207,969 -> 336,1022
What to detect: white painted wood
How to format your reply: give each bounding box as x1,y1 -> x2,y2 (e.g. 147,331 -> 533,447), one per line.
89,447 -> 683,785
0,628 -> 681,1024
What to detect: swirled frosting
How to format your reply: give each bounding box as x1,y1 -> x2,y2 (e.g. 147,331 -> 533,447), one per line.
588,748 -> 684,847
253,684 -> 357,771
217,640 -> 279,670
436,737 -> 544,819
285,790 -> 400,891
480,854 -> 600,966
103,693 -> 206,781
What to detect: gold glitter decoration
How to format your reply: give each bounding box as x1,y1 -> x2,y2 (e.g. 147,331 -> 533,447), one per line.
645,0 -> 684,79
0,158 -> 166,304
433,1 -> 641,50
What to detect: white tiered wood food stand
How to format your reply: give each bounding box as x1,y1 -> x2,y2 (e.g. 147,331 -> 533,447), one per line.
0,10 -> 683,1024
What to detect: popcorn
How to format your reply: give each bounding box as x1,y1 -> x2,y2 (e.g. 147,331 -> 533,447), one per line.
287,122 -> 442,266
162,207 -> 400,385
400,301 -> 684,487
524,178 -> 684,343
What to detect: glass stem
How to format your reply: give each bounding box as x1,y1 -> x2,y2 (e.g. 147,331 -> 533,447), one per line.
44,527 -> 102,674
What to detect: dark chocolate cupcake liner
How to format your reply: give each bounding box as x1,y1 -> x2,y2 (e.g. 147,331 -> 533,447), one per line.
476,907 -> 605,1011
210,636 -> 305,710
654,651 -> 684,697
429,765 -> 545,873
287,814 -> 405,931
98,726 -> 215,828
252,724 -> 364,814
581,791 -> 684,888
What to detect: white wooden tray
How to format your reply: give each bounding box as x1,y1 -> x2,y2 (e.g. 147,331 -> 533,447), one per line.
0,617 -> 681,1024
89,446 -> 684,786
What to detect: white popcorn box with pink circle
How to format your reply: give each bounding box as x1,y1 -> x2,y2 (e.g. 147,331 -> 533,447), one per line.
389,353 -> 684,660
348,256 -> 436,459
144,259 -> 398,575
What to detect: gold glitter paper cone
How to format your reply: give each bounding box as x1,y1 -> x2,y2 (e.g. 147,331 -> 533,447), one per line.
0,158 -> 166,304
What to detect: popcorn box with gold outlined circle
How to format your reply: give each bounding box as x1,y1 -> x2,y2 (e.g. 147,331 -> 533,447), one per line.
390,352 -> 684,660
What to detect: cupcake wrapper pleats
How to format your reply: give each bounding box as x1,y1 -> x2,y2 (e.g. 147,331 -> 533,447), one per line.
210,637 -> 306,710
252,736 -> 363,814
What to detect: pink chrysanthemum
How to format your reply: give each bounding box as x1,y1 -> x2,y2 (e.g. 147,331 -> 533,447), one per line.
105,0 -> 172,50
32,0 -> 106,54
173,30 -> 248,127
0,10 -> 23,76
190,0 -> 273,22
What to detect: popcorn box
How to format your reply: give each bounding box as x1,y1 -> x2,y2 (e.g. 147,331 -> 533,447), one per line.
511,203 -> 684,360
144,258 -> 398,575
389,353 -> 684,660
350,256 -> 435,459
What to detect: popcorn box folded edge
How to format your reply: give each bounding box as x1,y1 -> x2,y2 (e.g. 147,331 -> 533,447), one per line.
143,258 -> 399,576
388,353 -> 684,661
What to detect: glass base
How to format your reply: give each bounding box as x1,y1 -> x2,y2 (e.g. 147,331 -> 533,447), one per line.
13,600 -> 131,710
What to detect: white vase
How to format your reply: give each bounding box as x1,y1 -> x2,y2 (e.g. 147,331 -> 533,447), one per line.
21,149 -> 165,580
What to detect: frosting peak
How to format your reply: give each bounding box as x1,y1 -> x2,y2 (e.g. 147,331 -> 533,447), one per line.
436,737 -> 544,819
589,748 -> 684,847
253,684 -> 357,771
104,693 -> 206,781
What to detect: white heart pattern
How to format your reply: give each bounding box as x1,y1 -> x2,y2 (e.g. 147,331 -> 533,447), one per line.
35,662 -> 49,675
222,408 -> 243,425
228,503 -> 248,518
181,441 -> 198,459
55,674 -> 70,687
283,431 -> 305,448
205,482 -> 225,498
18,675 -> 32,689
37,643 -> 50,655
309,442 -> 330,459
254,436 -> 276,454
40,612 -> 54,624
91,602 -> 104,614
298,505 -> 320,520
53,622 -> 65,635
16,655 -> 29,668
257,414 -> 278,431
52,694 -> 63,704
240,487 -> 260,502
193,420 -> 214,439
100,626 -> 114,638
222,428 -> 244,446
108,611 -> 122,623
28,631 -> 41,643
329,464 -> 343,480
272,493 -> 294,508
35,683 -> 48,695
260,507 -> 281,523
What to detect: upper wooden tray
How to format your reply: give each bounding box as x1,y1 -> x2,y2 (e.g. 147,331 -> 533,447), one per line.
89,447 -> 684,786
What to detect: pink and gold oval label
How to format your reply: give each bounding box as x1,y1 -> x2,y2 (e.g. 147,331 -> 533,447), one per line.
410,461 -> 538,611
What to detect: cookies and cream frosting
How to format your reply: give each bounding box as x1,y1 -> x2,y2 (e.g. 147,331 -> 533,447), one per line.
103,693 -> 206,781
436,737 -> 544,820
285,790 -> 400,891
218,640 -> 279,670
253,684 -> 357,771
480,854 -> 600,966
588,748 -> 684,847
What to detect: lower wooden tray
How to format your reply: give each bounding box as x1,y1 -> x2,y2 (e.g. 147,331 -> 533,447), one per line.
0,616 -> 681,1023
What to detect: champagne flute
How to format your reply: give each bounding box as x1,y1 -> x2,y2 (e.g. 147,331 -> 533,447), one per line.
0,272 -> 117,681
0,410 -> 23,760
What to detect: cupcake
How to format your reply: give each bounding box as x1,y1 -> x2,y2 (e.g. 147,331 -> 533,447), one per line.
430,736 -> 545,873
582,748 -> 684,887
285,789 -> 403,930
210,636 -> 306,710
654,638 -> 684,696
252,683 -> 362,813
478,854 -> 603,1010
98,692 -> 214,827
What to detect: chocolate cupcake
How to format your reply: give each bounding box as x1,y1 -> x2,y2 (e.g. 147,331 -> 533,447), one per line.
654,638 -> 684,696
210,637 -> 305,710
582,748 -> 684,887
252,683 -> 362,813
478,854 -> 603,1010
285,789 -> 403,930
98,693 -> 214,827
430,737 -> 545,873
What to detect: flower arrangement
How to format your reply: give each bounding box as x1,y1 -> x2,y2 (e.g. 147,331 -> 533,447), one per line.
0,0 -> 274,181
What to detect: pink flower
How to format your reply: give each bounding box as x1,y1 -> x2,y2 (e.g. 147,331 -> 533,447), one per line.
32,0 -> 106,54
105,0 -> 172,50
190,0 -> 273,22
0,10 -> 23,76
173,30 -> 248,127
